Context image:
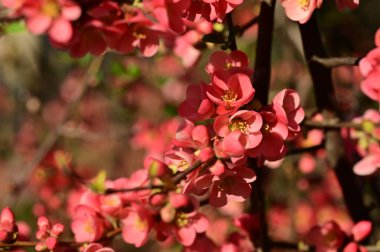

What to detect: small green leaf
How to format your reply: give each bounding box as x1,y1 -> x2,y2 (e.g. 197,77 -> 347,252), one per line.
89,170 -> 107,193
4,21 -> 26,34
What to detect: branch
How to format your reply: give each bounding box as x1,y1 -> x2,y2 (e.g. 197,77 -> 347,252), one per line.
105,185 -> 163,195
252,0 -> 276,105
105,156 -> 217,195
286,142 -> 325,155
303,119 -> 364,130
0,228 -> 121,248
173,156 -> 216,184
299,15 -> 370,222
311,56 -> 361,68
226,13 -> 237,51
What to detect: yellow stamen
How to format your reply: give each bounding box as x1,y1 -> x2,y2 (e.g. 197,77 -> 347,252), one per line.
229,120 -> 249,134
298,0 -> 309,9
221,90 -> 238,103
42,0 -> 60,17
175,212 -> 189,228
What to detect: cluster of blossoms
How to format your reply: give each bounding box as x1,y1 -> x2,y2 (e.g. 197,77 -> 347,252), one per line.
281,0 -> 359,24
35,216 -> 64,251
64,50 -> 305,249
1,0 -> 243,60
306,220 -> 372,252
349,29 -> 380,175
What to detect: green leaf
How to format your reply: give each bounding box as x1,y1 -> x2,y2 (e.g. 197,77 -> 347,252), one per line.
89,170 -> 107,193
4,21 -> 26,34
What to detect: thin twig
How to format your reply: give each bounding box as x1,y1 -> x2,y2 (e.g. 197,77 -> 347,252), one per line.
173,156 -> 216,184
303,120 -> 364,130
311,56 -> 361,67
286,142 -> 325,155
105,185 -> 162,195
0,228 -> 121,248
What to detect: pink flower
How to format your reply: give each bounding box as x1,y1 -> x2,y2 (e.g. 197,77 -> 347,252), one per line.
343,221 -> 372,252
23,0 -> 82,43
157,211 -> 209,246
281,0 -> 322,24
206,73 -> 255,115
307,221 -> 345,252
353,144 -> 380,175
174,30 -> 203,67
35,216 -> 64,251
194,166 -> 256,207
71,205 -> 105,243
144,0 -> 190,33
111,8 -> 160,57
121,204 -> 153,248
178,83 -> 215,122
173,120 -> 211,149
359,47 -> 380,102
214,110 -> 263,149
272,89 -> 305,140
247,104 -> 289,163
205,50 -> 253,76
0,207 -> 18,243
165,149 -> 196,173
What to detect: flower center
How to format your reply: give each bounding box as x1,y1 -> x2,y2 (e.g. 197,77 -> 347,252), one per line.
42,0 -> 60,18
298,0 -> 309,9
229,119 -> 249,134
177,160 -> 189,171
222,90 -> 237,103
261,123 -> 271,135
133,31 -> 147,40
175,212 -> 189,228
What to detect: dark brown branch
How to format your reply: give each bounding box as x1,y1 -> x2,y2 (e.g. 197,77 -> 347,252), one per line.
226,13 -> 237,51
0,228 -> 121,248
252,0 -> 276,105
286,142 -> 325,155
311,56 -> 361,68
238,16 -> 259,36
303,120 -> 364,130
299,15 -> 370,222
105,185 -> 162,195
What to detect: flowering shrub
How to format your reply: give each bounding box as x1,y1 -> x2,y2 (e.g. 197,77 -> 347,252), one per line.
0,0 -> 379,251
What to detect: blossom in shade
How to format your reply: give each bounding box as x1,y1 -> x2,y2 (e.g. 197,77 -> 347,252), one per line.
272,89 -> 305,139
194,165 -> 256,207
179,83 -> 215,122
205,50 -> 253,76
247,104 -> 288,163
306,221 -> 345,252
